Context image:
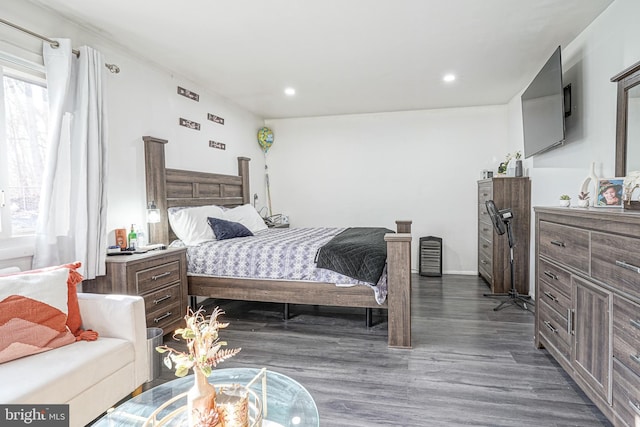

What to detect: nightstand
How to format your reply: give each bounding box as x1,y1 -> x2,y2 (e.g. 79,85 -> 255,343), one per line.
83,247 -> 188,333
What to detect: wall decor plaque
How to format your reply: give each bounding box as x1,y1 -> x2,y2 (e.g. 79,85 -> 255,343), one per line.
209,140 -> 226,150
177,86 -> 199,101
179,118 -> 201,130
208,113 -> 225,125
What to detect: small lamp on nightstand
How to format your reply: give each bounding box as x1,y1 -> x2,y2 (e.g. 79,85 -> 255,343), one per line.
147,201 -> 161,224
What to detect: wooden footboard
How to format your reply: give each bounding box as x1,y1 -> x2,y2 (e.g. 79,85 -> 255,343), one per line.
143,136 -> 412,348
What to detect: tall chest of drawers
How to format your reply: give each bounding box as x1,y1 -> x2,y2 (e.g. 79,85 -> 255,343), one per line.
535,207 -> 640,426
83,247 -> 188,334
477,177 -> 531,294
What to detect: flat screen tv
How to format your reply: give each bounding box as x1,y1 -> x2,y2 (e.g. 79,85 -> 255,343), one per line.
521,46 -> 566,158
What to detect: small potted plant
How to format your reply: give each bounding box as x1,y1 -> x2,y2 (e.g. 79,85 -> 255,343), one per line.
577,191 -> 590,208
559,194 -> 571,207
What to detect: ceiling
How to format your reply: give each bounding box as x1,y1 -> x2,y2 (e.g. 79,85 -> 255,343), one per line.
30,0 -> 614,119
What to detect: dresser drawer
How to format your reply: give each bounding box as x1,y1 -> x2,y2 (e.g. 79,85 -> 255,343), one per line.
478,249 -> 493,278
538,299 -> 571,360
478,183 -> 493,205
592,232 -> 640,301
478,220 -> 494,243
538,258 -> 572,299
136,260 -> 181,294
538,221 -> 589,273
478,235 -> 492,256
613,295 -> 640,378
612,360 -> 640,427
478,203 -> 492,227
146,300 -> 183,331
539,275 -> 571,317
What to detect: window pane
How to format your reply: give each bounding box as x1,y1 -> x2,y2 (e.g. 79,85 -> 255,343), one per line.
3,75 -> 48,236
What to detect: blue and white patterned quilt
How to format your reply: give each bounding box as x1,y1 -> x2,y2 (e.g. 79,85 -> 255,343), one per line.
183,227 -> 387,304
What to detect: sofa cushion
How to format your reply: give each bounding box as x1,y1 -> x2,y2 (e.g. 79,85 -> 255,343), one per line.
0,336 -> 134,404
0,268 -> 76,363
0,262 -> 93,340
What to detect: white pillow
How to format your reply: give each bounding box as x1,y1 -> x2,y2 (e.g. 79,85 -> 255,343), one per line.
224,204 -> 268,233
168,205 -> 225,245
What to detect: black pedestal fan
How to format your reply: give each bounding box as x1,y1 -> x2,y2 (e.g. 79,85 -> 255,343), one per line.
483,200 -> 533,312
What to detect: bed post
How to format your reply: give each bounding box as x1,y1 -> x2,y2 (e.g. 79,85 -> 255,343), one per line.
238,157 -> 251,205
386,220 -> 412,348
143,136 -> 169,245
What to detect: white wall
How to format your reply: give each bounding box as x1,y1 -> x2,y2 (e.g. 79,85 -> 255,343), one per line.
507,0 -> 640,290
0,0 -> 266,266
266,106 -> 509,274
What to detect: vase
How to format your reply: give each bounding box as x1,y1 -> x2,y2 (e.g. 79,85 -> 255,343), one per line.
187,367 -> 219,427
580,162 -> 599,207
515,160 -> 523,177
560,199 -> 570,207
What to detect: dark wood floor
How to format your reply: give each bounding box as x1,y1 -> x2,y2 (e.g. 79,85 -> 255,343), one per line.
148,274 -> 612,427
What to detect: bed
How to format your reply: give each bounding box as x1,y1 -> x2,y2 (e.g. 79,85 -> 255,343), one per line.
142,136 -> 413,348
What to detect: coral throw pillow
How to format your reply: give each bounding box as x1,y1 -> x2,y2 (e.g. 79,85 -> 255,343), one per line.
0,268 -> 77,364
0,262 -> 94,340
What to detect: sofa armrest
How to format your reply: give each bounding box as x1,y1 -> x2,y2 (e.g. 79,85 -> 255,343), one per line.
77,293 -> 149,385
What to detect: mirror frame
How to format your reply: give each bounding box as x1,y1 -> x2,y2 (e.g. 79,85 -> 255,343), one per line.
612,60 -> 640,177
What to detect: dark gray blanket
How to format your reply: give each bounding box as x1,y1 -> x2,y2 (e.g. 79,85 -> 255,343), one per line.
315,227 -> 393,284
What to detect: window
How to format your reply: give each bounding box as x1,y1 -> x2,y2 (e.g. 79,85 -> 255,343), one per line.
0,70 -> 48,238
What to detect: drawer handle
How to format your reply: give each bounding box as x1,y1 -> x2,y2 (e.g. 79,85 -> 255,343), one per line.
152,271 -> 172,281
543,291 -> 557,302
480,260 -> 488,265
629,400 -> 640,417
543,271 -> 558,280
631,319 -> 640,330
482,244 -> 488,249
631,354 -> 640,365
154,312 -> 172,323
615,260 -> 640,274
550,240 -> 565,247
567,308 -> 573,335
543,321 -> 557,334
482,228 -> 490,232
153,294 -> 172,305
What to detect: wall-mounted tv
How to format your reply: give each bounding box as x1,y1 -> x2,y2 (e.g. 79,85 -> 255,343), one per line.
521,46 -> 567,158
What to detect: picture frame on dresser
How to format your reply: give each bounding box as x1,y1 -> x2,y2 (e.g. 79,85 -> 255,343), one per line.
595,178 -> 624,207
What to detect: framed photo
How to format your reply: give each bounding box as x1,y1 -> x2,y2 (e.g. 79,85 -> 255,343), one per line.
596,178 -> 624,207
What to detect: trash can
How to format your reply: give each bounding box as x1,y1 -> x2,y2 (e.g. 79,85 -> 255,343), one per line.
146,327 -> 164,382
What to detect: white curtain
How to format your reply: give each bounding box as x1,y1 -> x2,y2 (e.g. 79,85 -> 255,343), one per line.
33,39 -> 108,279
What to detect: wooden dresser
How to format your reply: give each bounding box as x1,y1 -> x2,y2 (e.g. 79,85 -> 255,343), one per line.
83,247 -> 188,334
477,177 -> 531,294
535,207 -> 640,427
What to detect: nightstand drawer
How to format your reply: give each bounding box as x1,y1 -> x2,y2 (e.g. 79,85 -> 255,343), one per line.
613,295 -> 640,378
539,221 -> 589,273
143,282 -> 183,314
136,261 -> 181,294
146,300 -> 183,331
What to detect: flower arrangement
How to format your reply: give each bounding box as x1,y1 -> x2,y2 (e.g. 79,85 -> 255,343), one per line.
157,307 -> 241,377
498,151 -> 522,174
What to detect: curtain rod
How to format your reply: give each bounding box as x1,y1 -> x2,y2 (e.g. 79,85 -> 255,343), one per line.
0,18 -> 120,74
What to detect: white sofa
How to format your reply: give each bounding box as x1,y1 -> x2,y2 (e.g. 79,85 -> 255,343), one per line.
0,293 -> 149,427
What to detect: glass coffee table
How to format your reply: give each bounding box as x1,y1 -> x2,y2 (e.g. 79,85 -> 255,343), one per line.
94,368 -> 319,427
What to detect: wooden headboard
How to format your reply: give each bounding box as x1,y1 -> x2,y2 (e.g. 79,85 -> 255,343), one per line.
143,136 -> 251,245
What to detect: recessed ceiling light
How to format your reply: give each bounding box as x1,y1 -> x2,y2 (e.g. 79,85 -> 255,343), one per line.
443,74 -> 456,83
284,87 -> 296,96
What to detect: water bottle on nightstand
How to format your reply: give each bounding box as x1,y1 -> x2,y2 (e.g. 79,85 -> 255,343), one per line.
128,224 -> 137,250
